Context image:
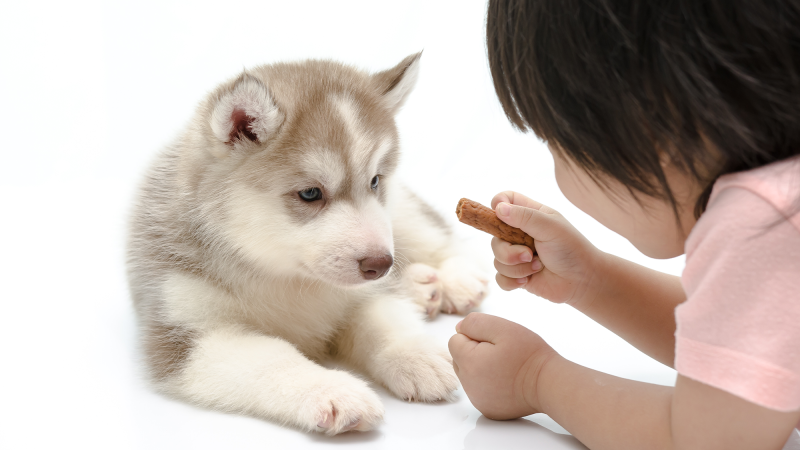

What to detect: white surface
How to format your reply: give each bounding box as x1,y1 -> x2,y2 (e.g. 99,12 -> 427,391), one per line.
0,1 -> 681,449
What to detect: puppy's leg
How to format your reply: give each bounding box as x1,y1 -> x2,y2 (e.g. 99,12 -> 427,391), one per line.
391,184 -> 489,315
163,326 -> 383,435
334,298 -> 459,402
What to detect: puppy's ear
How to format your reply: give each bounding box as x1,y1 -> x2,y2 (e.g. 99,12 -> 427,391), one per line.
372,52 -> 421,114
209,73 -> 284,149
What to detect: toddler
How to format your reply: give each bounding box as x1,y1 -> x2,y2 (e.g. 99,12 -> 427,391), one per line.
449,1 -> 800,448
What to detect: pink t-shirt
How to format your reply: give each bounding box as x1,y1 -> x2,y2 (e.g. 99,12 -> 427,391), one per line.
675,155 -> 800,420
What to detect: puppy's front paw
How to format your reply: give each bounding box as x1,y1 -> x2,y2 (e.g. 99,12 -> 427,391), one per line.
373,337 -> 459,402
438,257 -> 489,315
403,263 -> 443,319
298,370 -> 384,436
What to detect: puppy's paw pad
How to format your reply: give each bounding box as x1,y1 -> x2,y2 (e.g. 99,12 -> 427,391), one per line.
316,411 -> 335,429
404,263 -> 443,319
301,371 -> 384,435
315,409 -> 366,433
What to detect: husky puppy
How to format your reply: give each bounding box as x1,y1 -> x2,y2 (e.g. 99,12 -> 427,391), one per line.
127,53 -> 487,435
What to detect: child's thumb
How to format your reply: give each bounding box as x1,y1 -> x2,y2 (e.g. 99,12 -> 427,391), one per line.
495,202 -> 559,241
456,312 -> 509,344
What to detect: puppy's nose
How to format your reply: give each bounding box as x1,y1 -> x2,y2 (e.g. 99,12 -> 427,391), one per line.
359,254 -> 393,280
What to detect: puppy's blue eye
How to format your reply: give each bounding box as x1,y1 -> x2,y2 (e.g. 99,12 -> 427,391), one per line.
299,187 -> 322,202
371,175 -> 379,190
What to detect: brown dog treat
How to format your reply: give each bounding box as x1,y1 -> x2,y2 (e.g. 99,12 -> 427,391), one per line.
455,198 -> 537,252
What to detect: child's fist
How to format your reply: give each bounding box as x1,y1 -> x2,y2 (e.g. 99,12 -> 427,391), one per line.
448,313 -> 558,420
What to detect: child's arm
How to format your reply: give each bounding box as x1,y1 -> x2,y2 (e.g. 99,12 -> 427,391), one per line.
449,314 -> 800,450
490,191 -> 685,366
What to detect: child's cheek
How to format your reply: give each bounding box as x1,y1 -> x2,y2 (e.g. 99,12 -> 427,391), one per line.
553,156 -> 631,238
553,157 -> 600,220
551,154 -> 578,203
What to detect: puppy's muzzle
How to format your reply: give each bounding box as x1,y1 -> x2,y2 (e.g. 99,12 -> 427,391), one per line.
359,254 -> 393,280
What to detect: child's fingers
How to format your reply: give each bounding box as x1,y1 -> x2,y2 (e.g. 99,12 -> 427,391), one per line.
455,312 -> 513,344
495,202 -> 563,242
495,272 -> 529,291
494,257 -> 541,279
448,330 -> 479,361
491,237 -> 534,265
491,191 -> 545,211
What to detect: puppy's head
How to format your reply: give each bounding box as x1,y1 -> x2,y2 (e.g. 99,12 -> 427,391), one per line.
191,54 -> 421,287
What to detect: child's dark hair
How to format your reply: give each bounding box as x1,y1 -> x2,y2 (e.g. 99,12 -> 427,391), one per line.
487,0 -> 800,218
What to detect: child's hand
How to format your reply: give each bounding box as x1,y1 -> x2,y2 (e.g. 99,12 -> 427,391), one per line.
491,191 -> 601,306
448,312 -> 558,420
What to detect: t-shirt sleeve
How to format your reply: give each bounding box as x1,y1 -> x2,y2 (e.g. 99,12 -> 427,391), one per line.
675,186 -> 800,412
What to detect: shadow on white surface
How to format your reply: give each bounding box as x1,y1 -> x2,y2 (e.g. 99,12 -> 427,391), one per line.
307,430 -> 383,445
465,416 -> 587,450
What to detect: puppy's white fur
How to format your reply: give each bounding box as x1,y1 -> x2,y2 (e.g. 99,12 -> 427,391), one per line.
127,53 -> 487,435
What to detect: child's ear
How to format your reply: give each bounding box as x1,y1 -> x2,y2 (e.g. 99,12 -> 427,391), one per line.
372,52 -> 422,114
209,73 -> 284,152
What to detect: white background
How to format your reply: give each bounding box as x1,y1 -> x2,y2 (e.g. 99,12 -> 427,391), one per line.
0,1 -> 684,449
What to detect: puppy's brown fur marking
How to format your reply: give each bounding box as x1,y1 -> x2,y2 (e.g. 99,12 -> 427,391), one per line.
144,322 -> 199,380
